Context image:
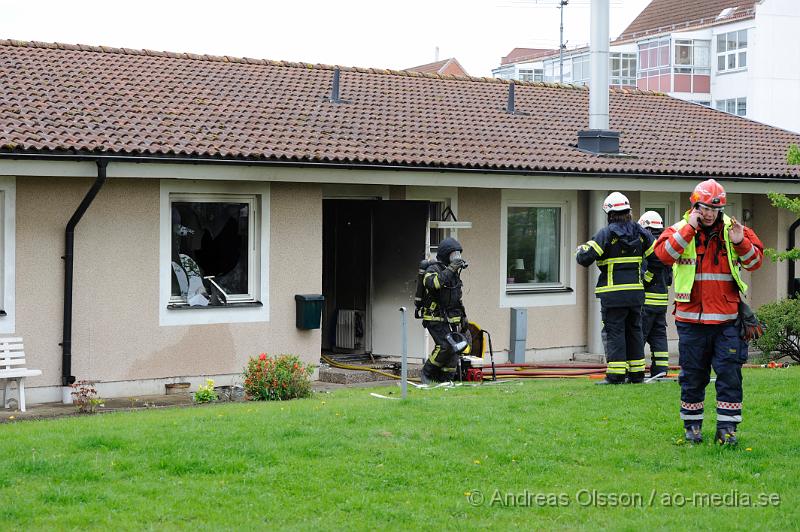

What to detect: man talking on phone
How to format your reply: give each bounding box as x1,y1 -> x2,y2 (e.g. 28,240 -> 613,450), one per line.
654,179 -> 763,446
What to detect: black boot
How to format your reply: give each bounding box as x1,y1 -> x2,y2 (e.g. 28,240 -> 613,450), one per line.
420,362 -> 440,385
715,426 -> 738,446
685,425 -> 703,444
627,372 -> 645,384
596,375 -> 625,385
650,366 -> 669,379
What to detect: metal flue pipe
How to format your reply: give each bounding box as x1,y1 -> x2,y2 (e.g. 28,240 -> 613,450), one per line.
589,0 -> 610,130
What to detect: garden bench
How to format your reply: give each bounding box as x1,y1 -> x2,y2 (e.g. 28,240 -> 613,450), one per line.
0,337 -> 41,412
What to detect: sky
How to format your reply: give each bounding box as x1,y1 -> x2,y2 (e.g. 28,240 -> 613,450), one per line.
1,0 -> 652,77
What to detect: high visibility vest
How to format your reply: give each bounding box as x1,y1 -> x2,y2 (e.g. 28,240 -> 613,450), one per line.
671,213 -> 747,302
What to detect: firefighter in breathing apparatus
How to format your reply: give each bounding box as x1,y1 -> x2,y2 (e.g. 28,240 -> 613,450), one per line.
416,237 -> 471,384
638,211 -> 672,379
654,179 -> 764,446
576,192 -> 656,384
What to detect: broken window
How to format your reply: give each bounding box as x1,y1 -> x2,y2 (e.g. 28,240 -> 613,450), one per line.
170,195 -> 257,306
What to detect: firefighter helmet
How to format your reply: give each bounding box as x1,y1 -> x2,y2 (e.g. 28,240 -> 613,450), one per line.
690,179 -> 726,209
638,210 -> 664,230
602,192 -> 631,214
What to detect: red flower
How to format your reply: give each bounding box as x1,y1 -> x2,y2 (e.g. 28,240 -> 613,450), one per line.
259,353 -> 267,361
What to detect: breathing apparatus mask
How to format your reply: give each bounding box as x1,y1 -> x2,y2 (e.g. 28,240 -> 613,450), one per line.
445,330 -> 469,354
448,250 -> 468,270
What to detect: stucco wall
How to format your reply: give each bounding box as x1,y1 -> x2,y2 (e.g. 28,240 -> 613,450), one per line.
16,177 -> 321,389
459,188 -> 587,361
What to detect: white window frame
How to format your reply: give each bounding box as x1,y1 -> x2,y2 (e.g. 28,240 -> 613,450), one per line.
716,29 -> 748,73
715,97 -> 747,117
406,186 -> 459,260
0,177 -> 15,334
169,193 -> 258,305
159,180 -> 269,326
500,189 -> 577,308
640,191 -> 680,228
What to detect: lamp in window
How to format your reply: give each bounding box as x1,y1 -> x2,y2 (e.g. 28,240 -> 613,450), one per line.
512,258 -> 529,283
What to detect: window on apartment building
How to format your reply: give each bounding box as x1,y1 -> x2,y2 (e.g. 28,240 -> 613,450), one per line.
638,37 -> 671,74
717,29 -> 747,72
674,40 -> 711,73
715,97 -> 747,116
506,205 -> 562,288
170,194 -> 259,306
610,53 -> 637,86
519,69 -> 544,82
571,54 -> 590,85
544,58 -> 571,83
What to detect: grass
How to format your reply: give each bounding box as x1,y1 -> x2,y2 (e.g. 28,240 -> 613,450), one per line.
1,369 -> 798,530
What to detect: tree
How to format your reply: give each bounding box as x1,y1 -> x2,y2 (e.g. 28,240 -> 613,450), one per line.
764,192 -> 800,263
789,144 -> 800,165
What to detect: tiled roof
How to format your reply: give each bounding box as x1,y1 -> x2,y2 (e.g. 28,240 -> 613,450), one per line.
405,57 -> 468,76
618,0 -> 756,41
500,48 -> 559,66
1,39 -> 799,179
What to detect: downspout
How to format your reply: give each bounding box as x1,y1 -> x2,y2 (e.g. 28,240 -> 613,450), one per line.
61,159 -> 108,401
788,218 -> 800,298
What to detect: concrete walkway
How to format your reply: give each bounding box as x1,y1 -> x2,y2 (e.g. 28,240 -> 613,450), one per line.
0,379 -> 401,424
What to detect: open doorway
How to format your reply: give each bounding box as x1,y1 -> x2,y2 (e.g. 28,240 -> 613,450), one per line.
322,199 -> 428,357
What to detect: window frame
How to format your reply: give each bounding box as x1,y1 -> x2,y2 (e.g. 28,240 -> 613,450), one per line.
716,29 -> 748,73
159,180 -> 270,326
500,189 -> 577,308
715,97 -> 747,117
169,193 -> 259,305
405,186 -> 459,260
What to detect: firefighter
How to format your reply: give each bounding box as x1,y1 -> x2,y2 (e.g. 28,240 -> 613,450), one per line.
576,192 -> 656,384
638,211 -> 671,378
654,179 -> 764,446
420,237 -> 471,384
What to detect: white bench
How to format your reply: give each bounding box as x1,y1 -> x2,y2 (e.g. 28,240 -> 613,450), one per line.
0,337 -> 42,412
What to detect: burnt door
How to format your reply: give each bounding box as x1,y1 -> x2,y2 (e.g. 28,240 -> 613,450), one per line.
370,200 -> 428,356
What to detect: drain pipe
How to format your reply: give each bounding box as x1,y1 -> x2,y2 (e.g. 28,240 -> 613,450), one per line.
61,159 -> 108,403
788,218 -> 800,297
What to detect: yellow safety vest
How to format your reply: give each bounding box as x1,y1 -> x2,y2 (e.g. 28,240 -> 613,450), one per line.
671,212 -> 747,302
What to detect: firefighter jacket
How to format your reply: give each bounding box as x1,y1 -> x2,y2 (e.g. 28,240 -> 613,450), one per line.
654,211 -> 763,324
422,262 -> 466,326
576,221 -> 656,308
642,249 -> 672,308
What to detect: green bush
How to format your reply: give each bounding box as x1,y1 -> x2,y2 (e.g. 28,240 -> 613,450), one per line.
193,378 -> 219,403
243,353 -> 313,401
754,298 -> 800,362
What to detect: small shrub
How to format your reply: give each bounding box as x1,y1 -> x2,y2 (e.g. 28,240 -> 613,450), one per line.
70,381 -> 104,414
243,353 -> 313,401
193,378 -> 219,403
754,298 -> 800,362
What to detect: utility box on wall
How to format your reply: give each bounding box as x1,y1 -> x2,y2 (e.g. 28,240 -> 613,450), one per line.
509,307 -> 527,363
295,294 -> 325,329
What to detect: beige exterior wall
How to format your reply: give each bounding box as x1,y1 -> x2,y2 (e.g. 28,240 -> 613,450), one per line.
459,188 -> 587,361
16,177 -> 322,390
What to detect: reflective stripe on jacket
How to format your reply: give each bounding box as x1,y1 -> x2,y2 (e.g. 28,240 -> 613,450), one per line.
576,221 -> 656,307
655,211 -> 764,324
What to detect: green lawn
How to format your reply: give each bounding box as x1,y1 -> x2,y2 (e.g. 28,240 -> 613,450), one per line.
1,369 -> 798,530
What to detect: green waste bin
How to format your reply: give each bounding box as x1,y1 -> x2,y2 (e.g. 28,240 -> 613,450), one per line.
294,294 -> 325,329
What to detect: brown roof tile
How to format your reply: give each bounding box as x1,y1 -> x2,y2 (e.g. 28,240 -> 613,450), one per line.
1,39 -> 798,179
405,58 -> 468,77
501,48 -> 559,65
618,0 -> 756,41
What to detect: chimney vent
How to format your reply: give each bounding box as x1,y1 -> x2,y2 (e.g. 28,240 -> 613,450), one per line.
329,67 -> 349,104
577,0 -> 619,154
506,82 -> 516,114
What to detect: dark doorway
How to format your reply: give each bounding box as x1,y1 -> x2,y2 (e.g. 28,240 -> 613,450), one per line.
322,199 -> 428,355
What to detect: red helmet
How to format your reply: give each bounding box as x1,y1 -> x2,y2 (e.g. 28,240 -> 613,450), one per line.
690,179 -> 726,208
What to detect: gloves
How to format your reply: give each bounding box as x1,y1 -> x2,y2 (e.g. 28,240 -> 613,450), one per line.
736,302 -> 765,342
448,258 -> 467,272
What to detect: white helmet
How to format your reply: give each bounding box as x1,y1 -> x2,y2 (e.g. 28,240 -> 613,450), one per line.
602,192 -> 631,214
638,210 -> 664,230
